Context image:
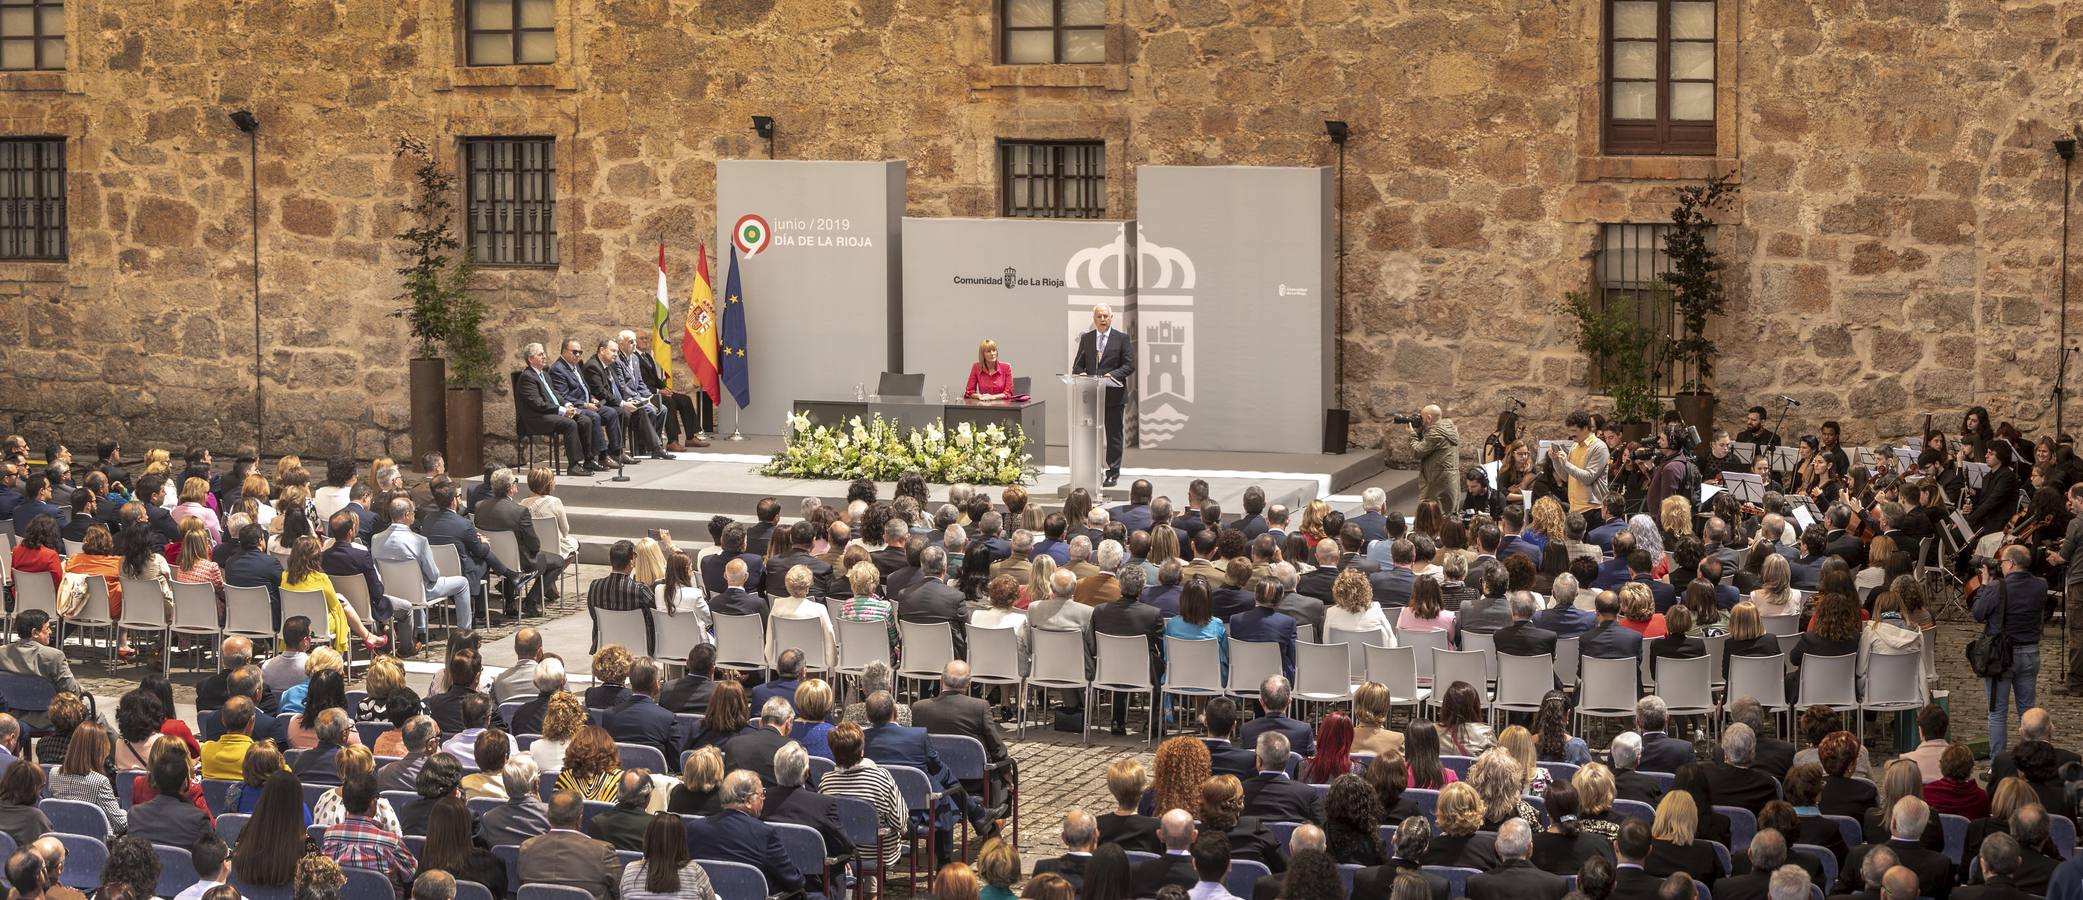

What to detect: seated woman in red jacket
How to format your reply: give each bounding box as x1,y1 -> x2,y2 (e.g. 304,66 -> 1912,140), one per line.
964,339 -> 1015,401
9,514 -> 63,591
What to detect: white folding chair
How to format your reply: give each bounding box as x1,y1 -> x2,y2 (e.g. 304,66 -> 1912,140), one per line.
281,588 -> 334,648
1226,639 -> 1283,701
332,576 -> 376,629
651,609 -> 707,670
1431,649 -> 1491,712
1554,635 -> 1582,688
1162,636 -> 1227,715
73,577 -> 116,660
1725,653 -> 1789,730
1859,652 -> 1925,736
591,607 -> 651,655
168,581 -> 223,672
966,624 -> 1026,732
222,584 -> 277,654
1492,653 -> 1554,724
833,616 -> 892,689
62,540 -> 83,557
1762,615 -> 1800,636
771,614 -> 832,674
1026,628 -> 1090,739
1459,630 -> 1500,683
1399,629 -> 1448,686
374,559 -> 448,639
1294,641 -> 1353,710
895,620 -> 955,696
1797,653 -> 1860,737
530,511 -> 581,607
1364,644 -> 1429,712
1655,654 -> 1717,740
710,612 -> 768,674
430,543 -> 482,631
1092,633 -> 1158,744
1576,656 -> 1640,734
1702,633 -> 1729,689
1327,626 -> 1389,679
484,530 -> 528,611
13,574 -> 58,637
117,577 -> 172,674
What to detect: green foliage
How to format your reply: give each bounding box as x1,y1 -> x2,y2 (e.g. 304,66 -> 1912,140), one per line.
1562,290 -> 1662,424
1659,173 -> 1739,392
759,413 -> 1037,485
391,135 -> 486,386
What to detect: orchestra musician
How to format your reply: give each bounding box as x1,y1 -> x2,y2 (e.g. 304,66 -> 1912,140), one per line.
1736,406 -> 1782,448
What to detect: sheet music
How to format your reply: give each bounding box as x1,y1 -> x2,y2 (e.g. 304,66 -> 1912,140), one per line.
1699,483 -> 1725,504
1482,460 -> 1502,490
1965,462 -> 1989,490
1894,447 -> 1920,467
1770,445 -> 1801,472
1730,441 -> 1757,465
1790,505 -> 1817,531
1950,511 -> 1974,542
1521,489 -> 1534,512
1723,472 -> 1765,504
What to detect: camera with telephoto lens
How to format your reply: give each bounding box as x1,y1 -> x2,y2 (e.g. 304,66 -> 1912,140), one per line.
1629,447 -> 1662,462
1390,413 -> 1422,426
1972,556 -> 2000,572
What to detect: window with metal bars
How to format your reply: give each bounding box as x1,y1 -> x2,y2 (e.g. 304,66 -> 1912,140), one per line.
0,138 -> 64,260
1604,0 -> 1716,155
1000,0 -> 1104,64
463,0 -> 554,66
1591,223 -> 1689,394
463,138 -> 557,268
0,0 -> 61,71
999,141 -> 1105,219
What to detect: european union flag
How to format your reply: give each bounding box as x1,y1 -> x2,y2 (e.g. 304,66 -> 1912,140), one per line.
720,244 -> 751,408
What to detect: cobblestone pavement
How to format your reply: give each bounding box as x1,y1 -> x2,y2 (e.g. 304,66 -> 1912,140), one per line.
71,599 -> 2072,872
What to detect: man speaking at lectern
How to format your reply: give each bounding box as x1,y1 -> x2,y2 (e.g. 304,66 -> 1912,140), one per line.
1072,304 -> 1136,487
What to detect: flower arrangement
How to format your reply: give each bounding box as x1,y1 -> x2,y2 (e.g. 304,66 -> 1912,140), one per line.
758,413 -> 1037,485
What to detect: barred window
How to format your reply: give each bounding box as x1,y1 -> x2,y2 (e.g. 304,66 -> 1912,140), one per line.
463,0 -> 554,66
1591,223 -> 1689,393
1001,0 -> 1104,64
0,0 -> 62,71
1000,141 -> 1105,219
463,138 -> 557,267
0,138 -> 64,260
1604,0 -> 1716,155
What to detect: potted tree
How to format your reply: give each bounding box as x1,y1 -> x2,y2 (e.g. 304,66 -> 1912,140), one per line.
1563,289 -> 1662,441
393,136 -> 465,470
1660,174 -> 1739,434
442,258 -> 489,475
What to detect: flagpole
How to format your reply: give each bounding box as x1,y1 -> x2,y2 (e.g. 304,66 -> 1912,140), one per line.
730,403 -> 744,441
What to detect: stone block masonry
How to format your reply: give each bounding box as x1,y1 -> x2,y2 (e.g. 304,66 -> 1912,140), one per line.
0,0 -> 2077,467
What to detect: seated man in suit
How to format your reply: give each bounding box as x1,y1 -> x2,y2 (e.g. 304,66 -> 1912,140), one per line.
1727,699 -> 1797,780
321,511 -> 415,656
548,338 -> 627,471
1633,696 -> 1697,774
1242,731 -> 1322,825
1493,590 -> 1560,675
1987,707 -> 2081,786
1229,580 -> 1299,682
749,648 -> 804,714
0,610 -> 78,730
1131,809 -> 1200,895
1838,797 -> 1951,900
722,696 -> 795,787
1091,570 -> 1164,736
1142,558 -> 1186,617
580,340 -> 666,459
506,656 -> 566,736
1251,825 -> 1326,900
860,690 -> 1000,862
1368,539 -> 1419,608
1295,540 -> 1345,602
1237,675 -> 1314,757
764,742 -> 855,868
515,342 -> 600,476
1705,724 -> 1781,815
583,770 -> 654,851
1031,810 -> 1100,890
1200,698 -> 1260,778
1352,816 -> 1450,900
1593,532 -> 1638,589
289,708 -> 353,785
896,545 -> 970,658
1609,733 -> 1667,805
682,770 -> 806,896
418,481 -> 515,631
1579,591 -> 1645,660
606,657 -> 686,765
480,756 -> 552,849
910,660 -> 1016,803
764,521 -> 835,598
1531,576 -> 1597,637
1956,833 -> 2037,900
2001,805 -> 2060,895
372,498 -> 473,639
1468,820 -> 1569,900
1712,828 -> 1788,900
474,468 -> 563,619
659,644 -> 717,715
1611,819 -> 1666,900
1827,844 -> 1897,900
710,558 -> 769,622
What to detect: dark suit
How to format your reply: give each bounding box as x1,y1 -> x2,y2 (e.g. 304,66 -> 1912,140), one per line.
1953,875 -> 2037,900
1110,503 -> 1155,534
605,693 -> 685,764
1140,585 -> 1183,617
1071,326 -> 1135,475
1839,839 -> 1952,900
700,552 -> 764,597
1205,738 -> 1258,777
1131,852 -> 1197,896
750,678 -> 801,715
519,829 -> 621,900
1819,776 -> 1879,819
1613,768 -> 1666,805
762,784 -> 856,860
583,356 -> 661,454
480,797 -> 551,848
764,551 -> 834,597
1592,557 -> 1634,589
1092,598 -> 1165,729
1638,731 -> 1697,773
508,691 -> 553,736
290,741 -> 343,784
1032,854 -> 1093,891
1096,812 -> 1161,854
1370,566 -> 1416,607
1229,607 -> 1298,681
1579,620 -> 1644,659
722,725 -> 792,787
1211,586 -> 1258,621
585,804 -> 652,851
222,551 -> 286,626
477,495 -> 562,609
1968,465 -> 2021,534
896,579 -> 970,658
419,507 -> 514,612
710,587 -> 769,623
911,692 -> 1012,799
870,546 -> 909,580
515,364 -> 598,465
1754,737 -> 1797,780
1238,714 -> 1314,757
1494,620 -> 1559,658
1467,859 -> 1570,900
1241,771 -> 1322,824
1648,634 -> 1707,680
1351,511 -> 1389,544
1704,763 -> 1780,814
682,808 -> 805,895
1296,567 -> 1341,603
658,674 -> 714,715
1610,865 -> 1665,900
1712,872 -> 1772,900
550,357 -> 622,457
426,686 -> 479,737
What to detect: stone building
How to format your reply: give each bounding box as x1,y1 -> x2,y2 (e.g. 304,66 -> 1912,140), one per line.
0,0 -> 2076,460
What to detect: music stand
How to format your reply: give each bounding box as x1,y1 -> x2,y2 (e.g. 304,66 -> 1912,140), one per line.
1893,446 -> 1920,469
1789,503 -> 1818,532
1722,472 -> 1765,504
876,371 -> 925,398
1964,462 -> 1990,491
1730,441 -> 1758,465
1769,445 -> 1801,473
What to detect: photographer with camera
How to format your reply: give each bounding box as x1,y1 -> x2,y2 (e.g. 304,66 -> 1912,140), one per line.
1399,405 -> 1461,512
1970,544 -> 2048,750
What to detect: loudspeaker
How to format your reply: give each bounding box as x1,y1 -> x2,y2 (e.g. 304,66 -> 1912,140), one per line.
1323,408 -> 1351,454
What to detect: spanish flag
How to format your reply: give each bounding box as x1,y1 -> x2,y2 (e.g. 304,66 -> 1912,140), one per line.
652,242 -> 673,391
681,242 -> 722,404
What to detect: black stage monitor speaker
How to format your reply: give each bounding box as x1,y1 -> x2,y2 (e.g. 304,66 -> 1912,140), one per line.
1323,408 -> 1351,454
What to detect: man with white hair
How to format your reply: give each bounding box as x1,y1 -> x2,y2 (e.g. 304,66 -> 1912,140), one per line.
1071,302 -> 1134,486
1249,823 -> 1325,900
1075,539 -> 1126,606
897,544 -> 971,658
1609,733 -> 1666,804
1237,675 -> 1314,756
1270,561 -> 1326,636
1766,866 -> 1812,900
1242,732 -> 1322,825
1532,575 -> 1596,636
1705,724 -> 1780,814
1835,844 -> 1898,900
613,328 -> 706,450
1352,487 -> 1391,544
1034,810 -> 1101,889
1712,827 -> 1788,900
1839,797 -> 1952,900
682,771 -> 806,895
1468,819 -> 1568,900
1029,567 -> 1095,635
505,655 -> 565,735
1402,403 -> 1462,510
1990,707 -> 2081,783
1066,534 -> 1099,578
1635,695 -> 1698,773
724,696 -> 796,787
1494,590 -> 1559,662
762,742 -> 855,862
513,341 -> 600,476
479,756 -> 549,847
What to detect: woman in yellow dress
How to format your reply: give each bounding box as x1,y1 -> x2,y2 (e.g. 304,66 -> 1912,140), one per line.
279,535 -> 387,653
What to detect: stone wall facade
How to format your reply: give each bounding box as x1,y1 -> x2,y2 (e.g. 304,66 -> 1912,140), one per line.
0,0 -> 2078,463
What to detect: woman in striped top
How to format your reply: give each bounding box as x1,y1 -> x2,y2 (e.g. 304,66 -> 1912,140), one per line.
619,812 -> 717,900
49,722 -> 127,833
817,722 -> 905,869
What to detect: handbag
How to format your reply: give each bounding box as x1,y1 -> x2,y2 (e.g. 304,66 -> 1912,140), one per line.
1966,577 -> 2015,678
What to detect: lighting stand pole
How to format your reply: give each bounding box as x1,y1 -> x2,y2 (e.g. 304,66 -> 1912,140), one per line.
2058,137 -> 2075,441
231,110 -> 262,456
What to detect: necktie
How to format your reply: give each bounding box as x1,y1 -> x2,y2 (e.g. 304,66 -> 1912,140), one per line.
1096,330 -> 1107,359
537,369 -> 560,405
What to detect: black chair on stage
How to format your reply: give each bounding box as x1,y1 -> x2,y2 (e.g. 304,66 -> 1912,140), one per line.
878,371 -> 925,398
512,370 -> 563,475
